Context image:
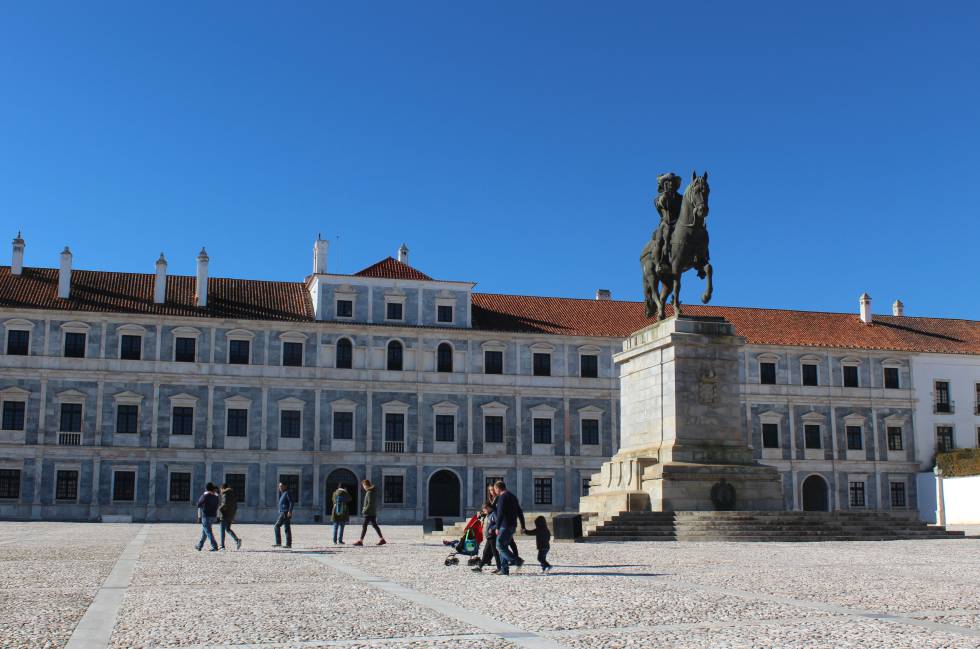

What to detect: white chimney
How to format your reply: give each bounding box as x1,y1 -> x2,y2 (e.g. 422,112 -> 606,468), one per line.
859,292 -> 872,325
58,246 -> 72,299
11,232 -> 25,275
313,234 -> 329,274
195,248 -> 209,307
892,299 -> 904,317
595,289 -> 612,301
154,253 -> 167,304
397,243 -> 409,264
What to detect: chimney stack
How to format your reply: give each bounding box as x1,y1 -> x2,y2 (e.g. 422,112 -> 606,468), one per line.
195,248 -> 209,307
595,289 -> 612,301
58,246 -> 72,299
154,253 -> 167,304
892,299 -> 904,317
397,243 -> 409,264
11,232 -> 25,275
859,292 -> 872,325
313,234 -> 329,274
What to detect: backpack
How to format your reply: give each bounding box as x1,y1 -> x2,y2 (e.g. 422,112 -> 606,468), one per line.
334,493 -> 348,517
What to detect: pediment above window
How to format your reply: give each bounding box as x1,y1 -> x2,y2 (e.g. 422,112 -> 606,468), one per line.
843,413 -> 866,425
60,321 -> 91,333
0,386 -> 30,400
480,401 -> 508,412
578,345 -> 601,355
529,403 -> 557,415
168,392 -> 199,406
56,389 -> 87,402
226,329 -> 254,340
529,342 -> 555,353
3,318 -> 35,330
112,391 -> 144,404
481,340 -> 507,352
331,399 -> 358,410
224,394 -> 252,407
758,410 -> 783,422
116,324 -> 146,335
381,400 -> 410,413
172,326 -> 202,337
578,405 -> 604,415
277,397 -> 306,409
884,413 -> 908,425
432,400 -> 459,415
279,331 -> 308,344
800,411 -> 825,422
756,353 -> 781,363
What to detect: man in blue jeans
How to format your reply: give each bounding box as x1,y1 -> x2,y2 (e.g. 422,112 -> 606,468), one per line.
493,480 -> 524,575
273,482 -> 293,548
195,482 -> 220,552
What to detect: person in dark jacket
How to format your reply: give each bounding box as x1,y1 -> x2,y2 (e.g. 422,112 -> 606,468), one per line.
218,483 -> 242,550
195,482 -> 220,552
486,484 -> 524,566
493,481 -> 522,575
330,484 -> 351,544
471,501 -> 500,573
353,479 -> 386,546
523,515 -> 552,571
273,482 -> 293,548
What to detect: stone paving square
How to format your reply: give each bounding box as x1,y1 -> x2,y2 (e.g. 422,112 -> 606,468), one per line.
1,522 -> 979,649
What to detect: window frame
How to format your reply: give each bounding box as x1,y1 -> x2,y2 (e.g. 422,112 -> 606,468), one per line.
846,425 -> 864,451
0,468 -> 21,500
168,470 -> 192,503
436,303 -> 454,324
3,319 -> 34,356
63,331 -> 87,359
334,294 -> 355,320
533,477 -> 553,506
332,409 -> 354,440
890,481 -> 907,508
111,469 -> 137,503
883,366 -> 900,390
848,480 -> 866,508
386,340 -> 404,371
762,422 -> 780,449
0,388 -> 28,431
119,333 -> 143,361
934,380 -> 953,413
532,352 -> 551,377
55,468 -> 79,502
279,409 -> 302,439
281,341 -> 304,367
382,473 -> 405,505
887,426 -> 904,451
936,425 -> 955,453
384,297 -> 405,322
803,423 -> 822,449
842,361 -> 860,388
5,328 -> 30,356
335,337 -> 354,369
436,342 -> 454,373
532,417 -> 553,445
171,327 -> 202,363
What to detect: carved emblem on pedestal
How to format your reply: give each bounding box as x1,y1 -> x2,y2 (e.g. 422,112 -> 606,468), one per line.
698,367 -> 718,404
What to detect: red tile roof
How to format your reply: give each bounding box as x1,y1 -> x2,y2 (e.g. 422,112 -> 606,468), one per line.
354,257 -> 433,281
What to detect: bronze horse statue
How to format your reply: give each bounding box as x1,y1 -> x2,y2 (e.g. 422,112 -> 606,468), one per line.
641,170 -> 713,320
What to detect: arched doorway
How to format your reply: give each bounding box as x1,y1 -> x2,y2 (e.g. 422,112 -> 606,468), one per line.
428,469 -> 461,518
801,474 -> 829,511
325,468 -> 358,519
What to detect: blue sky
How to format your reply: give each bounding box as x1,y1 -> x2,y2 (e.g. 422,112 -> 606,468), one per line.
2,2 -> 978,318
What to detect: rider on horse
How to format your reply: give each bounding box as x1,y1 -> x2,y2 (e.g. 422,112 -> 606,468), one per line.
652,172 -> 682,274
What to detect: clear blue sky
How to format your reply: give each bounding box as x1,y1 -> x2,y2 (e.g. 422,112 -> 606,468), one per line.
2,2 -> 978,318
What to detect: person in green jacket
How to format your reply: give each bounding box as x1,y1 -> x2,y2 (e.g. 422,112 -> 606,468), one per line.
218,483 -> 242,550
330,485 -> 351,544
353,479 -> 386,546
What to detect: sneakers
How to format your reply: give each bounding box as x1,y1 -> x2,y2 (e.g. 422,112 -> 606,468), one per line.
490,568 -> 500,574
377,539 -> 387,546
353,540 -> 363,546
195,545 -> 202,552
515,558 -> 525,567
272,543 -> 282,547
236,538 -> 242,550
471,566 -> 482,573
208,547 -> 219,552
338,540 -> 345,545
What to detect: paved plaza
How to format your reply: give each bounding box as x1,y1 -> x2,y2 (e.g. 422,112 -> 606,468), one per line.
1,522 -> 979,649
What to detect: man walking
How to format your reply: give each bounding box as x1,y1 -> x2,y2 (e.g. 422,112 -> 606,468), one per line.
273,482 -> 293,549
352,479 -> 386,546
493,480 -> 522,575
218,482 -> 242,550
195,482 -> 220,552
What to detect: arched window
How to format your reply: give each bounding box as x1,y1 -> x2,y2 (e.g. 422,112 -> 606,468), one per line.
437,342 -> 453,373
387,340 -> 403,371
336,338 -> 353,369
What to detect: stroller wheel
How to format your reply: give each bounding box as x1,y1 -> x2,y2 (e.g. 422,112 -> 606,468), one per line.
444,557 -> 459,566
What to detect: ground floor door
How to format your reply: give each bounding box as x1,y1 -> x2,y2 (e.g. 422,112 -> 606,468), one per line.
801,475 -> 829,511
325,469 -> 358,519
428,469 -> 461,518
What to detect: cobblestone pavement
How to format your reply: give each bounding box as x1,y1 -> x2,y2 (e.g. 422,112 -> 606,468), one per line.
2,522 -> 979,648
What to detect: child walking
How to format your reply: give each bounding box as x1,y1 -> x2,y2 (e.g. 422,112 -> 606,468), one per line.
330,484 -> 350,544
524,515 -> 552,572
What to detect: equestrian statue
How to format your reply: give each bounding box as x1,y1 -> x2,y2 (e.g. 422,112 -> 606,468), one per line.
640,170 -> 713,320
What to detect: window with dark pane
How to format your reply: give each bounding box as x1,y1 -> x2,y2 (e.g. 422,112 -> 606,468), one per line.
2,401 -> 25,431
335,338 -> 353,369
883,367 -> 900,389
0,469 -> 20,499
843,365 -> 859,388
762,423 -> 780,448
533,352 -> 551,377
890,482 -> 906,507
385,413 -> 405,442
484,350 -> 503,375
533,477 -> 552,505
580,354 -> 598,378
581,419 -> 599,445
802,363 -> 819,386
279,474 -> 300,504
224,473 -> 246,504
386,302 -> 403,321
282,342 -> 303,367
174,336 -> 196,362
533,418 -> 552,444
56,470 -> 78,501
169,472 -> 191,502
280,410 -> 301,438
437,305 -> 453,323
484,415 -> 503,443
229,339 -> 250,364
804,424 -> 822,449
6,330 -> 29,355
113,471 -> 136,501
435,414 -> 455,442
172,407 -> 193,435
60,403 -> 82,432
436,343 -> 453,372
333,411 -> 353,439
227,408 -> 248,437
120,335 -> 142,360
936,425 -> 954,452
63,332 -> 86,358
116,404 -> 139,434
848,481 -> 865,507
383,475 -> 404,504
760,362 -> 776,385
846,425 -> 863,450
935,381 -> 951,412
887,426 -> 903,451
386,341 -> 403,371
336,299 -> 353,318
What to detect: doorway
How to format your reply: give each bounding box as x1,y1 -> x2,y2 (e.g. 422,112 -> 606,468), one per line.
325,468 -> 358,518
428,469 -> 461,518
801,474 -> 830,511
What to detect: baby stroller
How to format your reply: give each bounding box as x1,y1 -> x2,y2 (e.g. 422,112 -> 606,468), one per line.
443,513 -> 483,566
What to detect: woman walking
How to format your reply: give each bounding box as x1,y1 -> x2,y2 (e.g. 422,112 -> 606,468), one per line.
353,479 -> 386,546
330,484 -> 350,544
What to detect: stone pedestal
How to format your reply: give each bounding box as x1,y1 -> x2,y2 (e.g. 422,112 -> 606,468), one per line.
581,316 -> 783,517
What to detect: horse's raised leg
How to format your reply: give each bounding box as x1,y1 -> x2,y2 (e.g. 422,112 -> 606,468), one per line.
701,263 -> 713,304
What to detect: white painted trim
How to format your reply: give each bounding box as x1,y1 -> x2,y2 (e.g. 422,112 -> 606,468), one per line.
112,391 -> 144,405
59,321 -> 91,333
3,318 -> 35,330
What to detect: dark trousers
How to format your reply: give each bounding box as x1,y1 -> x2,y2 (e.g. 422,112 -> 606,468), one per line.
481,534 -> 500,568
220,520 -> 240,548
274,513 -> 292,546
360,515 -> 383,539
537,546 -> 551,569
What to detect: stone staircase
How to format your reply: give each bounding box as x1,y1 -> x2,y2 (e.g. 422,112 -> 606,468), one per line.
582,510 -> 967,542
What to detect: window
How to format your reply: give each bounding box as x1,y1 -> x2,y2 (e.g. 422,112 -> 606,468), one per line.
582,419 -> 600,446
169,472 -> 191,502
112,471 -> 136,502
60,403 -> 82,432
227,409 -> 248,437
333,411 -> 353,439
385,413 -> 405,452
887,426 -> 904,451
282,342 -> 303,367
280,410 -> 301,438
890,482 -> 906,507
484,350 -> 503,375
581,478 -> 591,497
386,341 -> 403,371
762,423 -> 780,449
935,381 -> 951,413
0,469 -> 21,499
804,424 -> 822,449
120,335 -> 142,360
335,338 -> 353,369
802,363 -> 819,386
533,352 -> 551,377
848,481 -> 865,507
64,332 -> 86,358
533,418 -> 552,445
279,474 -> 300,504
437,305 -> 453,323
386,302 -> 403,321
224,473 -> 246,504
2,401 -> 25,431
172,407 -> 194,435
884,367 -> 900,389
580,354 -> 599,379
437,343 -> 453,373
383,475 -> 404,504
174,337 -> 196,362
936,426 -> 954,453
843,365 -> 859,388
336,299 -> 353,318
484,415 -> 504,444
6,330 -> 29,355
533,477 -> 553,505
760,362 -> 776,385
116,405 -> 139,434
229,339 -> 250,365
55,470 -> 78,501
435,414 -> 455,442
846,425 -> 863,450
